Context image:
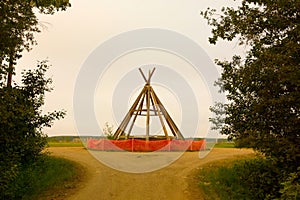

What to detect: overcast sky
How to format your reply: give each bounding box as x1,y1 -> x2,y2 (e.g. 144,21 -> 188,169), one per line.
16,0 -> 244,138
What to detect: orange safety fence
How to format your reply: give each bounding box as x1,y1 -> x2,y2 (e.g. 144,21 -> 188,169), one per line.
87,139 -> 206,152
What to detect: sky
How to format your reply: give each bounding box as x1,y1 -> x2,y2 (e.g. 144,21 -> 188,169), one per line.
16,0 -> 245,138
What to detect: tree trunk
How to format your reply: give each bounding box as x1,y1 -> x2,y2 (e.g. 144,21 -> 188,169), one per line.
6,53 -> 14,87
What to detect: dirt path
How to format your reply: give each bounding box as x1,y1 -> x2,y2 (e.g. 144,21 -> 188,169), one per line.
48,147 -> 254,200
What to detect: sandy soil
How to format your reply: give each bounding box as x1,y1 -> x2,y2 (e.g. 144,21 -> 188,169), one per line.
47,147 -> 254,200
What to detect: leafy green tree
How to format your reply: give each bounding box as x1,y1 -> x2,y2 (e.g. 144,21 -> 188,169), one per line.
279,167 -> 300,199
0,0 -> 70,87
0,1 -> 69,197
0,61 -> 65,198
202,0 -> 300,170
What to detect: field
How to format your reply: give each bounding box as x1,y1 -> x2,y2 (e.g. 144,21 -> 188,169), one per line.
47,142 -> 83,147
47,136 -> 84,147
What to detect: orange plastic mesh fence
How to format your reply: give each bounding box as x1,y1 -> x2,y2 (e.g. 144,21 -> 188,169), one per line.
87,139 -> 206,152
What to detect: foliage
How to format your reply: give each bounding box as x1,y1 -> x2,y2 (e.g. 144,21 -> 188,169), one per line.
202,0 -> 300,171
199,157 -> 283,200
103,122 -> 114,139
0,61 -> 65,198
3,155 -> 78,200
0,0 -> 69,197
0,0 -> 70,86
278,167 -> 300,200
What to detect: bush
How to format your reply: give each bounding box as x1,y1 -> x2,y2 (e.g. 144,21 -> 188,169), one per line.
0,61 -> 65,198
279,167 -> 300,200
231,158 -> 283,199
2,155 -> 78,200
199,158 -> 284,199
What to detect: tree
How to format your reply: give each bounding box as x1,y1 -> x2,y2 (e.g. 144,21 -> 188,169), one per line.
0,0 -> 70,87
0,61 -> 65,197
103,122 -> 114,139
202,0 -> 300,170
0,1 -> 69,196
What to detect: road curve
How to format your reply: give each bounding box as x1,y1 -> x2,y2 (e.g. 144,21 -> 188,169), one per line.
48,147 -> 254,200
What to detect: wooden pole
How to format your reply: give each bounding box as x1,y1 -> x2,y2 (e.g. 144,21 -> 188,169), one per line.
127,92 -> 146,136
149,87 -> 169,139
139,68 -> 148,83
151,88 -> 184,140
146,85 -> 150,141
113,87 -> 147,139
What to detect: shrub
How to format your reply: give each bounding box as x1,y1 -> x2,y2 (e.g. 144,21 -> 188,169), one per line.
278,167 -> 300,200
200,158 -> 284,199
0,62 -> 65,198
3,155 -> 78,200
231,158 -> 283,199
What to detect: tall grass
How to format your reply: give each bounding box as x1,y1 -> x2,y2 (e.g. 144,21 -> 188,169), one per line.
198,156 -> 283,200
5,155 -> 79,200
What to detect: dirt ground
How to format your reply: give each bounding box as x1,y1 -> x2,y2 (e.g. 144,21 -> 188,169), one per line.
47,147 -> 254,200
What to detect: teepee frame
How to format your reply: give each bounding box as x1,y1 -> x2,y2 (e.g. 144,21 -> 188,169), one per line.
113,68 -> 184,141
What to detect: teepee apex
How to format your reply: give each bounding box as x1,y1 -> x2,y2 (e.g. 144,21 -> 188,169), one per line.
139,67 -> 156,84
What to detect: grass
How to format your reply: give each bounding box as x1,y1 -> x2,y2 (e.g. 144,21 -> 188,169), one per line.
214,142 -> 235,148
197,155 -> 256,200
7,155 -> 82,200
47,142 -> 84,147
198,155 -> 296,200
47,136 -> 85,147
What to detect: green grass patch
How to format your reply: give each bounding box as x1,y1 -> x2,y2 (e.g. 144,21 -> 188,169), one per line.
197,156 -> 283,200
198,158 -> 243,200
6,155 -> 81,200
47,142 -> 84,147
214,142 -> 235,148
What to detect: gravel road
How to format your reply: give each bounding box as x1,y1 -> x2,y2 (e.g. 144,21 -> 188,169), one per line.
48,147 -> 254,200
